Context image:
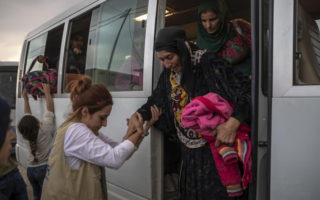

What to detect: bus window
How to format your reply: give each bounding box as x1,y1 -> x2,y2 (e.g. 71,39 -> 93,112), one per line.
44,25 -> 64,69
24,25 -> 64,73
87,0 -> 148,92
295,1 -> 320,85
24,33 -> 47,72
63,12 -> 91,89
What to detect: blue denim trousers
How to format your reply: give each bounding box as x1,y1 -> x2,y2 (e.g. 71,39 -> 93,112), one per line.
27,165 -> 47,200
0,169 -> 28,200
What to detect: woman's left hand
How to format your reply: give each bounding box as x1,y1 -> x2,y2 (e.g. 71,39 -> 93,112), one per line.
215,117 -> 240,147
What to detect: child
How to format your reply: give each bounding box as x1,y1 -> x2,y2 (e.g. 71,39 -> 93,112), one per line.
18,84 -> 55,200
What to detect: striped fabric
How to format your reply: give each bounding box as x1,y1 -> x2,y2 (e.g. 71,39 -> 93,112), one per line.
218,146 -> 238,164
226,183 -> 243,197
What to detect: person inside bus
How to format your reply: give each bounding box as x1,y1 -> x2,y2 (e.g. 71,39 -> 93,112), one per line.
17,84 -> 55,200
66,33 -> 86,74
41,75 -> 161,200
0,98 -> 28,199
197,0 -> 252,78
129,26 -> 251,199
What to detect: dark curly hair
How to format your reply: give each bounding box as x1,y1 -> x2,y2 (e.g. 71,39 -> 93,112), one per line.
18,115 -> 40,163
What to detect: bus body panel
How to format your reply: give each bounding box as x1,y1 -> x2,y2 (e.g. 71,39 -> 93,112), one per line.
271,0 -> 320,199
270,98 -> 320,200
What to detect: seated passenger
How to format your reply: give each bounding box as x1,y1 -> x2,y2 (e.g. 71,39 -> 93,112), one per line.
66,33 -> 86,74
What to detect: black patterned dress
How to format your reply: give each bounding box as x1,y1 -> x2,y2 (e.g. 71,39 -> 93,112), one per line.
138,49 -> 251,200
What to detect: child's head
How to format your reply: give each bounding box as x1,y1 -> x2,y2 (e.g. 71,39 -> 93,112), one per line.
18,115 -> 40,163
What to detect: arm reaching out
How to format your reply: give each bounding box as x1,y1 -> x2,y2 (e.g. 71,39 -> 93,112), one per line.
144,105 -> 162,131
22,89 -> 31,114
39,84 -> 54,113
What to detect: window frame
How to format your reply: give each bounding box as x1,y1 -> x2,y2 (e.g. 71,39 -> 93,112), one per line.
273,0 -> 320,97
58,0 -> 156,98
19,0 -> 157,99
19,22 -> 66,97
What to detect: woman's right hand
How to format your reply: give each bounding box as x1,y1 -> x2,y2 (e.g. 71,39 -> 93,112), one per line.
144,105 -> 162,131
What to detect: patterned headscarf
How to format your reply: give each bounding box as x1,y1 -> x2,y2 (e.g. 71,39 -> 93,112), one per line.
196,0 -> 230,53
0,98 -> 10,149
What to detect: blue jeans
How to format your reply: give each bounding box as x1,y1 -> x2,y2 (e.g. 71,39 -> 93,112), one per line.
0,169 -> 28,200
27,165 -> 47,200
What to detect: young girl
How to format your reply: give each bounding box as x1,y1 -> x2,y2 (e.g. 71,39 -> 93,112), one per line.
41,76 -> 160,200
18,84 -> 55,200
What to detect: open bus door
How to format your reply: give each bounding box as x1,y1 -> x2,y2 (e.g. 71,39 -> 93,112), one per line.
269,0 -> 320,199
252,0 -> 320,199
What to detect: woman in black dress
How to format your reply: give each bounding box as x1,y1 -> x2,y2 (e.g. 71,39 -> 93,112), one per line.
131,26 -> 251,199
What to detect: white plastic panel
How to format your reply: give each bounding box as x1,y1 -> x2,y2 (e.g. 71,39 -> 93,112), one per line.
270,98 -> 320,200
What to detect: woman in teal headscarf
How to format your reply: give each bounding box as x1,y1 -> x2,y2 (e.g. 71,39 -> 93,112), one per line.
197,0 -> 252,77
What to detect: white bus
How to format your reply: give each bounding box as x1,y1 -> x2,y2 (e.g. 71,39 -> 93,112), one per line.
15,0 -> 320,199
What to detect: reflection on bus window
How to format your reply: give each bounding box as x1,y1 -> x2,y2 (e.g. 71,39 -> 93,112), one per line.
86,0 -> 148,91
64,12 -> 91,90
25,34 -> 47,72
295,1 -> 320,85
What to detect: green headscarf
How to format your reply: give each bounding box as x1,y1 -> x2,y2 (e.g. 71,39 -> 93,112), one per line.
196,0 -> 230,53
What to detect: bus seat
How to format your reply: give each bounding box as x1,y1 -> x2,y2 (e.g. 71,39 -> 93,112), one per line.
296,4 -> 320,84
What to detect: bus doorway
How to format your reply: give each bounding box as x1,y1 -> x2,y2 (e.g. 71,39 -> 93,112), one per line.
156,1 -> 262,200
155,0 -> 270,200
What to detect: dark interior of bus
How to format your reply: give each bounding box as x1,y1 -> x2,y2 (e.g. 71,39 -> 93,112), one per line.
63,12 -> 92,90
44,25 -> 64,70
165,0 -> 251,41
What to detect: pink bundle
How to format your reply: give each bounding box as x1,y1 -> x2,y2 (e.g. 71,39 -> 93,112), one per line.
181,93 -> 252,197
181,93 -> 233,135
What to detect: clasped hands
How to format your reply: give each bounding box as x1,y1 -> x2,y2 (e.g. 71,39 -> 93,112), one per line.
123,105 -> 162,147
